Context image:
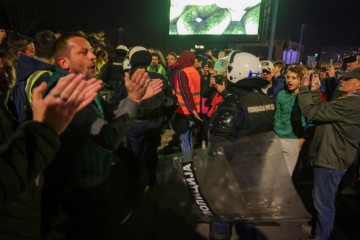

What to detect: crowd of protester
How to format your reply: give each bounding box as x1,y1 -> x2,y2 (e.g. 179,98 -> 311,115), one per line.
0,24 -> 359,240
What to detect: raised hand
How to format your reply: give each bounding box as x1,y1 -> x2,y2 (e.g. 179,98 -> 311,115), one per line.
142,79 -> 163,100
125,68 -> 150,103
125,68 -> 164,102
32,73 -> 102,134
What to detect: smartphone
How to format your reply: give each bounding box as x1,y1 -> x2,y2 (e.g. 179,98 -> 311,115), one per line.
329,59 -> 333,65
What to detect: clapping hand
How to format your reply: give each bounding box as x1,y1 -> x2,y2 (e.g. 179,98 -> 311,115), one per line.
32,73 -> 102,134
125,68 -> 163,103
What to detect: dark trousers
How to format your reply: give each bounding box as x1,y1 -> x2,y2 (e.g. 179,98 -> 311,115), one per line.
127,120 -> 162,186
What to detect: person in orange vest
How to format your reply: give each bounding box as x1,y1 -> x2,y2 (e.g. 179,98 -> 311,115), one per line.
173,50 -> 202,152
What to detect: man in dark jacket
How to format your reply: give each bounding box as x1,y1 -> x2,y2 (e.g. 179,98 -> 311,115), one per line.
41,32 -> 163,239
11,30 -> 57,122
298,68 -> 360,240
12,54 -> 54,122
162,51 -> 181,153
0,72 -> 101,240
126,46 -> 170,187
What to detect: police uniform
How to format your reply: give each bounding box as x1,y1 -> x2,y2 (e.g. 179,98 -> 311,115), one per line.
208,52 -> 275,240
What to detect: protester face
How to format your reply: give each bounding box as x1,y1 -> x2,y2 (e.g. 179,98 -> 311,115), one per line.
167,54 -> 177,66
339,78 -> 360,95
273,65 -> 281,77
311,71 -> 320,85
194,59 -> 202,69
209,70 -> 217,86
286,70 -> 301,93
203,64 -> 209,73
24,42 -> 36,58
320,71 -> 327,79
0,58 -> 16,93
261,70 -> 272,81
151,56 -> 159,67
65,37 -> 96,78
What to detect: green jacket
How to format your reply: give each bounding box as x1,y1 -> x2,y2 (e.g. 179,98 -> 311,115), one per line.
274,90 -> 306,139
298,87 -> 360,170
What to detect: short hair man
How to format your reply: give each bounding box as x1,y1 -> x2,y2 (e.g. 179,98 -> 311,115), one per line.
273,60 -> 286,79
167,51 -> 180,91
147,52 -> 167,76
12,31 -> 57,122
41,32 -> 162,239
261,60 -> 274,82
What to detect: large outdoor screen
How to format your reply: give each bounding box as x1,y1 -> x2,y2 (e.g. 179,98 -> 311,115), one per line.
169,0 -> 261,35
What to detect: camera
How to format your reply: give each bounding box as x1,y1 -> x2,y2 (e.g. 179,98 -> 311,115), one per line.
214,74 -> 225,84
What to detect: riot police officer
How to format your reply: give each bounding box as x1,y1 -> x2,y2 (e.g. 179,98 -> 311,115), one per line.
209,52 -> 275,240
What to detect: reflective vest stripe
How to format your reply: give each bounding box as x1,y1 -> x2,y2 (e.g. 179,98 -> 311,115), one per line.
25,70 -> 52,104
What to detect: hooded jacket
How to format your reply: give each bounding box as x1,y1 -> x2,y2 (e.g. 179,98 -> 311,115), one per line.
11,55 -> 54,122
15,54 -> 54,90
174,51 -> 201,115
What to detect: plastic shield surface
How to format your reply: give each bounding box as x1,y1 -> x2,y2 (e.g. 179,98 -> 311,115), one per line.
157,131 -> 310,223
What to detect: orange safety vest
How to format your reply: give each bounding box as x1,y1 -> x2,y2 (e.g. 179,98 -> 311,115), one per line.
174,67 -> 201,115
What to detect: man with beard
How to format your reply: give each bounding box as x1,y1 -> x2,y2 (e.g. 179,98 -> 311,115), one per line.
41,32 -> 163,240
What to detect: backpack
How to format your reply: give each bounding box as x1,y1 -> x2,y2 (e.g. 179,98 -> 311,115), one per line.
12,70 -> 52,122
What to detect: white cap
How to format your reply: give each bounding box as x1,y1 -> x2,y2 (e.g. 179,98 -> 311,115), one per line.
260,60 -> 274,72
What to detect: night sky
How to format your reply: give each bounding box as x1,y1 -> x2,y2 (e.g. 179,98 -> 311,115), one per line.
1,0 -> 359,56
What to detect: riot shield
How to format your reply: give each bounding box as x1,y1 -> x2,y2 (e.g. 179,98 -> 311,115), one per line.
156,131 -> 311,223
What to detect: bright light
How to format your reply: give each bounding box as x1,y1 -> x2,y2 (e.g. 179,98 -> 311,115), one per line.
169,0 -> 261,35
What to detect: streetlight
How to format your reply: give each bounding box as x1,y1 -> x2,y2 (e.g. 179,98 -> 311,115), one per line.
298,23 -> 306,63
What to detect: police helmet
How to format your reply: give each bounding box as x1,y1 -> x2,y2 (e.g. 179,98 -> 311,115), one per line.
226,51 -> 268,88
128,46 -> 151,69
116,44 -> 129,56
